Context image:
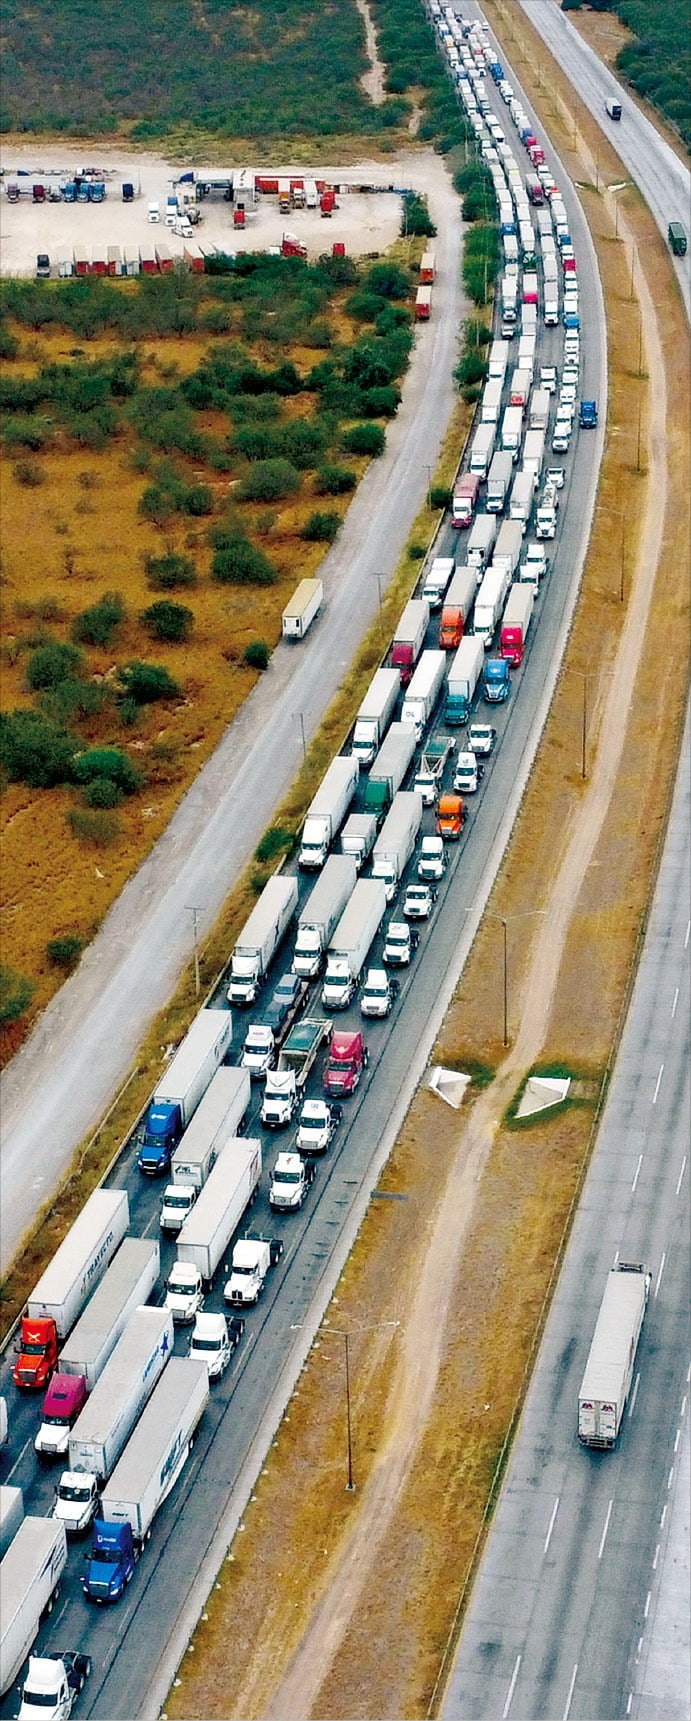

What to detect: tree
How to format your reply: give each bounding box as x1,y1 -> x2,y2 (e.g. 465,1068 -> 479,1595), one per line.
144,552 -> 197,590
73,747 -> 142,794
238,458 -> 301,502
211,534 -> 276,585
300,511 -> 341,542
140,601 -> 193,643
0,709 -> 76,788
72,591 -> 125,647
117,662 -> 181,704
244,640 -> 270,670
342,422 -> 386,457
25,640 -> 84,691
315,464 -> 356,495
0,963 -> 34,1025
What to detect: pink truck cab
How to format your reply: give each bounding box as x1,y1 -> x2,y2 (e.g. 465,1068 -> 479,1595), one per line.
323,1030 -> 368,1098
34,1372 -> 88,1459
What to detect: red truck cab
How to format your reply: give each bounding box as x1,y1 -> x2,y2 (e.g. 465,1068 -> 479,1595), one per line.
14,1315 -> 59,1389
323,1030 -> 368,1098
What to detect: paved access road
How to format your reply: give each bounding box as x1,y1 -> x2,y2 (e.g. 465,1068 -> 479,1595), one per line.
515,0 -> 690,318
441,712 -> 690,1721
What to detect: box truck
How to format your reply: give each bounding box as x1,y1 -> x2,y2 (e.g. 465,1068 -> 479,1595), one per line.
321,879 -> 388,1010
298,756 -> 359,869
371,793 -> 423,901
438,565 -> 477,652
0,1487 -> 23,1560
227,876 -> 299,1005
364,722 -> 417,817
469,422 -> 495,479
466,514 -> 498,572
517,334 -> 536,374
501,404 -> 524,458
390,599 -> 430,685
500,583 -> 533,665
509,368 -> 531,407
58,1239 -> 159,1393
451,473 -> 479,529
401,650 -> 446,738
293,854 -> 358,978
473,563 -> 512,649
421,557 -> 455,611
529,387 -> 550,432
486,451 -> 513,513
444,635 -> 484,724
173,1137 -> 262,1290
14,1191 -> 129,1390
68,1307 -> 174,1480
139,1009 -> 233,1173
578,1261 -> 651,1448
351,668 -> 400,766
492,519 -> 524,579
281,578 -> 323,640
481,377 -> 503,425
521,428 -> 545,484
340,811 -> 378,870
488,338 -> 510,381
0,1519 -> 67,1695
160,1067 -> 251,1232
508,469 -> 534,532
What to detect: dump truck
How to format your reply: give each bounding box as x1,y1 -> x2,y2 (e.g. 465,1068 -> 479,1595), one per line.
293,854 -> 358,978
578,1261 -> 651,1448
413,737 -> 454,805
139,1008 -> 233,1173
298,756 -> 359,870
227,876 -> 299,1005
261,1021 -> 332,1126
14,1191 -> 129,1390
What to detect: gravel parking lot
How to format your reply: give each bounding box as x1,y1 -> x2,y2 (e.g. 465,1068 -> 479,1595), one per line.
0,145 -> 409,276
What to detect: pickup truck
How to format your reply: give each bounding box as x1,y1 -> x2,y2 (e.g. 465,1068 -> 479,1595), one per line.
296,1099 -> 341,1155
269,1152 -> 316,1211
417,836 -> 446,881
383,920 -> 419,967
360,968 -> 398,1019
224,1236 -> 284,1306
18,1653 -> 92,1720
403,883 -> 437,920
413,737 -> 454,806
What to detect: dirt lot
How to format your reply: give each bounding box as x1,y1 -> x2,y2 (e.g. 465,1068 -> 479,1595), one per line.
165,16 -> 690,1721
0,145 -> 417,278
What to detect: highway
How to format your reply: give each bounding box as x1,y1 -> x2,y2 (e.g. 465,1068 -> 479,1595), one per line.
0,60 -> 611,1719
514,0 -> 690,318
441,709 -> 690,1721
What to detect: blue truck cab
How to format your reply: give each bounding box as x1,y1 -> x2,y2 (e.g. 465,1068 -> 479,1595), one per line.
137,1101 -> 182,1176
483,659 -> 511,704
89,182 -> 106,203
83,1520 -> 136,1603
579,399 -> 598,429
61,181 -> 77,202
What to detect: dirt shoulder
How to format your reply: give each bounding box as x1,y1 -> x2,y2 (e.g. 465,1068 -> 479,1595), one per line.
165,16 -> 690,1721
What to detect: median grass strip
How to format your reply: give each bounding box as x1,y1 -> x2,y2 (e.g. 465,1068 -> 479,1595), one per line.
165,25 -> 689,1721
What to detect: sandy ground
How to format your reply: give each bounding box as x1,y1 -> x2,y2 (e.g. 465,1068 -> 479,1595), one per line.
355,0 -> 386,107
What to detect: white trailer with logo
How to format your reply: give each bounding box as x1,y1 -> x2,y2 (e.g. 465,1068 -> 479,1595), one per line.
98,1359 -> 209,1547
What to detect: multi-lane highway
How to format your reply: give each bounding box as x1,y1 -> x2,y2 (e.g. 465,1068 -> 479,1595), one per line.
0,44 -> 612,1714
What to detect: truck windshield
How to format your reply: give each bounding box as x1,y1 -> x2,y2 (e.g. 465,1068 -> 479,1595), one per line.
300,1117 -> 322,1133
172,1279 -> 197,1296
43,1413 -> 70,1426
19,1688 -> 59,1707
165,1194 -> 192,1210
21,1340 -> 48,1355
192,1337 -> 222,1352
276,1170 -> 301,1184
93,1546 -> 122,1564
59,1482 -> 92,1501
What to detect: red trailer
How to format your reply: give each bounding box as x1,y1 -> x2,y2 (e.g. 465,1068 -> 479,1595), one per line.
451,472 -> 480,529
91,247 -> 107,276
320,190 -> 336,216
140,244 -> 157,275
183,244 -> 205,274
500,583 -> 533,666
255,175 -> 279,195
332,241 -> 346,258
233,207 -> 245,228
415,286 -> 432,321
420,249 -> 436,284
74,245 -> 91,277
32,183 -> 46,203
155,243 -> 173,273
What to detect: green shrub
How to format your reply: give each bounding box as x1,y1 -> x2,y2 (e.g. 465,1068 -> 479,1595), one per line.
0,963 -> 34,1025
408,542 -> 426,560
73,747 -> 142,794
255,825 -> 293,863
67,807 -> 121,846
300,510 -> 341,542
182,482 -> 214,516
144,553 -> 197,590
342,422 -> 386,457
244,640 -> 270,670
315,463 -> 356,495
211,534 -> 276,585
46,935 -> 83,970
12,458 -> 46,486
140,601 -> 193,643
117,661 -> 181,704
401,192 -> 436,237
359,385 -> 400,418
238,458 -> 301,502
72,591 -> 125,647
26,640 -> 84,691
82,776 -> 124,808
430,485 -> 452,510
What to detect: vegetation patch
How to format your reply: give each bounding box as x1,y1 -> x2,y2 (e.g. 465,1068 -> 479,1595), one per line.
562,0 -> 690,148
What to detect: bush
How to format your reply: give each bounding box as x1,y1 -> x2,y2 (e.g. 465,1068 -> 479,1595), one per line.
315,463 -> 357,495
72,591 -> 125,647
342,422 -> 386,457
430,485 -> 452,510
211,533 -> 276,585
408,542 -> 427,560
46,935 -> 82,970
363,260 -> 411,300
82,776 -> 123,807
1,710 -> 77,790
67,807 -> 121,846
73,747 -> 142,794
358,385 -> 400,418
0,963 -> 34,1025
238,458 -> 301,502
182,482 -> 214,516
255,825 -> 293,863
116,662 -> 181,704
300,510 -> 341,542
244,640 -> 270,670
401,192 -> 436,237
140,601 -> 193,643
144,552 -> 197,590
25,640 -> 84,691
13,459 -> 46,487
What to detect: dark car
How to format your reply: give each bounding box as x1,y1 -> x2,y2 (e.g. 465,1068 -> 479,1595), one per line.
263,972 -> 307,1035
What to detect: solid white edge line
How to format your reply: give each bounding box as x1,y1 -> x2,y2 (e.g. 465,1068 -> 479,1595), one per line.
6,1434 -> 32,1481
503,1654 -> 522,1720
598,1498 -> 613,1560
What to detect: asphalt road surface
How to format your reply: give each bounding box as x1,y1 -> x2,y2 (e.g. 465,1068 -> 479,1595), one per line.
0,159 -> 464,1274
441,708 -> 690,1721
514,0 -> 690,319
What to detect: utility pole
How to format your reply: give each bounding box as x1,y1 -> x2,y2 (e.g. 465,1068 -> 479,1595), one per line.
186,905 -> 201,997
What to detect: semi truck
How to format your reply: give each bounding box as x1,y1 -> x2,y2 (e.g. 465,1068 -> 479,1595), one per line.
57,1240 -> 160,1390
500,583 -> 534,666
261,1021 -> 332,1127
299,756 -> 359,870
173,1137 -> 262,1293
492,519 -> 524,579
323,1028 -> 368,1098
390,599 -> 430,685
321,879 -> 388,1009
413,737 -> 453,805
340,811 -> 378,871
281,578 -> 323,640
68,1307 -> 174,1481
444,635 -> 484,725
421,556 -> 455,611
482,657 -> 511,703
473,564 -> 512,649
160,1066 -> 250,1232
351,668 -> 400,766
500,404 -> 524,458
34,1374 -> 88,1460
371,793 -> 423,901
487,338 -> 510,380
486,451 -> 513,512
578,1261 -> 651,1448
0,1518 -> 68,1695
466,514 -> 498,573
508,469 -> 534,532
84,1360 -> 209,1602
224,1234 -> 284,1306
0,1486 -> 23,1560
469,422 -> 495,479
401,650 -> 446,738
521,428 -> 546,484
293,855 -> 358,978
14,1191 -> 129,1390
451,474 -> 479,529
438,565 -> 477,652
227,876 -> 299,1005
139,1009 -> 233,1172
364,723 -> 418,817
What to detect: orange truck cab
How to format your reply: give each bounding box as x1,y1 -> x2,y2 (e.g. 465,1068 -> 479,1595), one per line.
436,793 -> 464,840
13,1316 -> 59,1390
439,605 -> 464,651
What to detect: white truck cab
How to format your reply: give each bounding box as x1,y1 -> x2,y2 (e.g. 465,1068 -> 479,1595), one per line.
224,1235 -> 284,1305
165,1260 -> 204,1324
160,1183 -> 196,1234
